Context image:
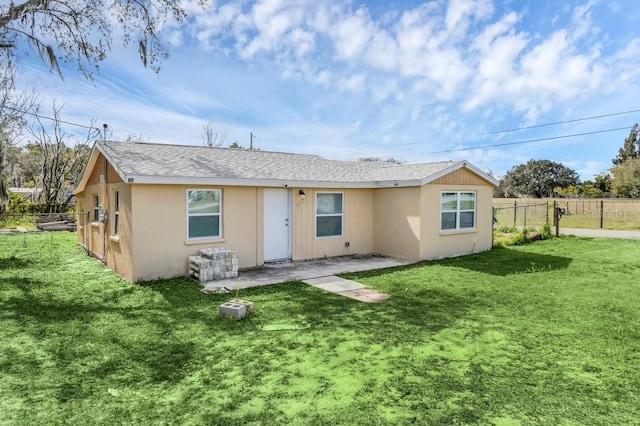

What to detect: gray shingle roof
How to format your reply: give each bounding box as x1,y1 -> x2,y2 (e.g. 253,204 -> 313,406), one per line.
90,141 -> 495,188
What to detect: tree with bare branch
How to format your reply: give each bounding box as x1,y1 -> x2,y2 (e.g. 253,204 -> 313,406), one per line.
0,0 -> 199,78
0,60 -> 38,210
29,101 -> 99,211
122,133 -> 149,143
202,120 -> 226,147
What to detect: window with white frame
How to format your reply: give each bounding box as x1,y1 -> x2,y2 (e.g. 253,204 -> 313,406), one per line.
93,194 -> 99,222
113,190 -> 120,235
441,191 -> 476,231
316,192 -> 343,237
187,189 -> 222,239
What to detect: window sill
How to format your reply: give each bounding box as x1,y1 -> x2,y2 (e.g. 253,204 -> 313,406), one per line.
90,222 -> 101,228
440,228 -> 476,236
184,238 -> 225,246
109,235 -> 120,243
315,235 -> 343,239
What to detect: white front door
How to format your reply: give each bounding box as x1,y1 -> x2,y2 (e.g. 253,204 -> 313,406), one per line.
264,188 -> 292,261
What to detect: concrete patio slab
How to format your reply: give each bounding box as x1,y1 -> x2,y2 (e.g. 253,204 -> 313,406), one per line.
201,254 -> 411,293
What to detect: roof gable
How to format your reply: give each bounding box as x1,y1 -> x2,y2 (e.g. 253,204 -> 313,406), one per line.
429,167 -> 495,186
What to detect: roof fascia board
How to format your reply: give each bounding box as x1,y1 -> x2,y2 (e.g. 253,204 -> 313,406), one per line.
124,175 -> 424,188
98,142 -> 129,183
73,143 -> 99,194
464,162 -> 500,186
73,141 -> 130,194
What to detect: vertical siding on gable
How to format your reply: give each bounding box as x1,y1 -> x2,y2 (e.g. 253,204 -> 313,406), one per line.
430,168 -> 493,186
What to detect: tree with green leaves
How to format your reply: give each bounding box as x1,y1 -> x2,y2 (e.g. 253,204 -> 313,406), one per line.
612,124 -> 640,166
358,157 -> 404,164
500,159 -> 580,198
611,160 -> 640,198
610,124 -> 640,197
593,172 -> 613,194
28,101 -> 99,211
580,181 -> 603,198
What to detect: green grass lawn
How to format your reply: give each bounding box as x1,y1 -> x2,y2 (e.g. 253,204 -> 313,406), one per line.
1,233 -> 640,425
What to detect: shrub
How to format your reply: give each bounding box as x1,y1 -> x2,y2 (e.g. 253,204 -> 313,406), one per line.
496,225 -> 518,233
493,226 -> 548,247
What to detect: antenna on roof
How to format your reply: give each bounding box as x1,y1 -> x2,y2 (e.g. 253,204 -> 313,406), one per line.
250,132 -> 255,150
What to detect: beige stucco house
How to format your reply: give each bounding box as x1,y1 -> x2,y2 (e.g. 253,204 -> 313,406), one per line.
74,141 -> 498,282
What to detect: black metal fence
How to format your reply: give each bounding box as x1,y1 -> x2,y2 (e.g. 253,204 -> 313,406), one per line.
493,198 -> 640,231
493,201 -> 550,229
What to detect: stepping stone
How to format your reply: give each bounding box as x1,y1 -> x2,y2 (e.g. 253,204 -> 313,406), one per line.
303,275 -> 389,303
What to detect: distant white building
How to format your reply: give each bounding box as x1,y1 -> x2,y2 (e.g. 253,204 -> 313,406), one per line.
9,187 -> 42,203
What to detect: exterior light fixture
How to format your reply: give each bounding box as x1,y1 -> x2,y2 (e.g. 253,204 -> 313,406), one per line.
299,189 -> 306,201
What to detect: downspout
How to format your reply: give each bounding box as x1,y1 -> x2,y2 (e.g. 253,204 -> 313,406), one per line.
84,211 -> 90,254
254,186 -> 256,266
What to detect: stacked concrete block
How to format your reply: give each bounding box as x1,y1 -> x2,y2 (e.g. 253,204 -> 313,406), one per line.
219,301 -> 247,319
188,247 -> 238,283
220,299 -> 254,319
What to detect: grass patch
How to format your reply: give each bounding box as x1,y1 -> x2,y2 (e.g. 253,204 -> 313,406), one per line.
1,232 -> 640,424
0,214 -> 38,230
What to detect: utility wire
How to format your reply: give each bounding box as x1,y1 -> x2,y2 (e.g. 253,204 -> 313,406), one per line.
2,104 -> 100,131
422,127 -> 630,155
481,108 -> 640,135
333,109 -> 639,156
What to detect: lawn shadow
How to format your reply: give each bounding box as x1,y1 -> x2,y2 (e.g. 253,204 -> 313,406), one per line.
0,277 -> 46,292
433,246 -> 572,276
343,246 -> 572,279
0,284 -> 200,389
0,256 -> 29,270
139,277 -> 211,308
141,272 -> 479,339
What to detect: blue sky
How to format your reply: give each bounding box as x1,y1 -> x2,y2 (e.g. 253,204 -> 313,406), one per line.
18,0 -> 640,180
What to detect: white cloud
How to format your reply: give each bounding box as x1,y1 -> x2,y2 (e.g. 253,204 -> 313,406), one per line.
338,73 -> 366,92
571,0 -> 598,41
330,7 -> 374,60
445,0 -> 494,35
564,160 -> 609,180
240,0 -> 299,58
461,2 -> 612,119
371,79 -> 399,102
364,30 -> 397,71
169,0 -> 628,120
